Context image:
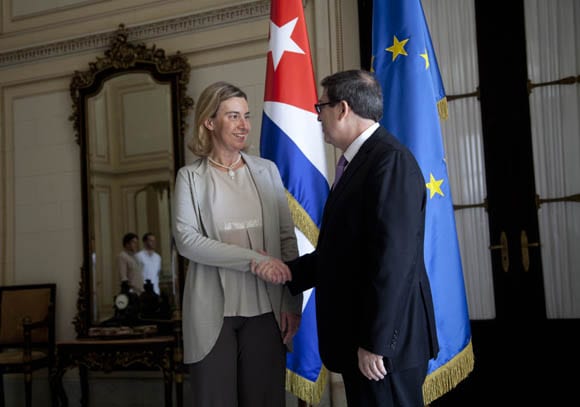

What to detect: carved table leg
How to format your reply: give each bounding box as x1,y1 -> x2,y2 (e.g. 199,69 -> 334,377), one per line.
79,365 -> 89,407
50,364 -> 68,407
49,367 -> 59,407
163,366 -> 173,407
175,371 -> 184,407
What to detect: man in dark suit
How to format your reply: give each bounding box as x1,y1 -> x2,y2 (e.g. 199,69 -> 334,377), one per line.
257,69 -> 439,406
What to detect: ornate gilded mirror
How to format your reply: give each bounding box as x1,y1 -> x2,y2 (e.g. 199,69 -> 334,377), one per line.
70,25 -> 193,337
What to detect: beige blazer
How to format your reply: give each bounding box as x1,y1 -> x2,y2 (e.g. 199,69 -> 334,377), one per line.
173,152 -> 302,363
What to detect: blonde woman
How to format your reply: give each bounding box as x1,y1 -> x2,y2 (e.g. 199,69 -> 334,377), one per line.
173,81 -> 302,406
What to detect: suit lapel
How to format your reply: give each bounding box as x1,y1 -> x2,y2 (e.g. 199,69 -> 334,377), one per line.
239,154 -> 274,254
191,159 -> 219,239
324,130 -> 382,208
318,130 -> 384,239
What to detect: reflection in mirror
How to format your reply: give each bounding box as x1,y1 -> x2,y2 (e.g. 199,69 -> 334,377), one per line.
70,25 -> 193,337
134,182 -> 173,294
87,73 -> 175,324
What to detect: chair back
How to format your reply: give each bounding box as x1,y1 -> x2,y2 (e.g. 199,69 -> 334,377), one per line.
0,284 -> 56,348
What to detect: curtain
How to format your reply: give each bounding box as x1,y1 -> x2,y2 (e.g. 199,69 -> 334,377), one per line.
525,0 -> 580,319
423,0 -> 495,319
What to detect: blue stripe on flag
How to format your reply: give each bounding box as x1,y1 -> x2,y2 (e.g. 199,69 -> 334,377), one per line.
261,113 -> 329,227
286,294 -> 322,381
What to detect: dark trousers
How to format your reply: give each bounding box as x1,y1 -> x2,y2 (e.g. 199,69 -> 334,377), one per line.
342,361 -> 428,407
188,313 -> 286,407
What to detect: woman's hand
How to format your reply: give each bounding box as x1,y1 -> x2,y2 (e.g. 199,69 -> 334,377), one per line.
251,257 -> 292,284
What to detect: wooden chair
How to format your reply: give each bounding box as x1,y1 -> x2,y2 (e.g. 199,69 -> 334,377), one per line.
0,284 -> 56,407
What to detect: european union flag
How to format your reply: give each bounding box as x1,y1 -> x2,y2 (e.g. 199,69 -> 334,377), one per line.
371,0 -> 474,402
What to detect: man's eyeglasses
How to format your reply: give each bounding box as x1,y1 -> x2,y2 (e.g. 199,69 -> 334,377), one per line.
314,101 -> 336,114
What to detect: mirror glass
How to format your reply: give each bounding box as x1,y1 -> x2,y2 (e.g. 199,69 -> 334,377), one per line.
71,25 -> 193,336
87,73 -> 175,324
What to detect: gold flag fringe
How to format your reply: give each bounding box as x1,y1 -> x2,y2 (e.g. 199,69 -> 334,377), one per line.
285,191 -> 327,404
437,97 -> 449,121
423,339 -> 474,405
286,365 -> 328,405
286,191 -> 319,247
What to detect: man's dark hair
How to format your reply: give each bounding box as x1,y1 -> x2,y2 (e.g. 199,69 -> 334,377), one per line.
122,232 -> 138,247
142,232 -> 154,242
321,69 -> 383,122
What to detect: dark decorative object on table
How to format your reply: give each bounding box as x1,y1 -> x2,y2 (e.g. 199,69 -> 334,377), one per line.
100,281 -> 140,327
139,279 -> 161,317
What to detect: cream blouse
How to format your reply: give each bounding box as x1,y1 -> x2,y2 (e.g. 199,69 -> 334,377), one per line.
208,164 -> 272,317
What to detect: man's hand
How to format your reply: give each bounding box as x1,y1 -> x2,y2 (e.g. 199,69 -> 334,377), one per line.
280,312 -> 301,345
357,347 -> 387,381
251,257 -> 292,284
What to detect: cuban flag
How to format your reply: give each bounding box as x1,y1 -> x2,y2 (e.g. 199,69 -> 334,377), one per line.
260,0 -> 329,404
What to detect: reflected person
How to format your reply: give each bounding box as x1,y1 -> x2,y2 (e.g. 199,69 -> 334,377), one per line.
135,232 -> 162,294
117,232 -> 144,294
173,81 -> 301,407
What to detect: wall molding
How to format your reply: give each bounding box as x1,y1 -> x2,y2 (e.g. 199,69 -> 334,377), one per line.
0,0 -> 270,68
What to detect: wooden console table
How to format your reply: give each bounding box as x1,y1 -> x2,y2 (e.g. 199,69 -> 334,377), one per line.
52,335 -> 182,407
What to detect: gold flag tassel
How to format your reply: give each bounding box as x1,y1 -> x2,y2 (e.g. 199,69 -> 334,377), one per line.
437,97 -> 449,121
423,340 -> 474,404
286,366 -> 328,406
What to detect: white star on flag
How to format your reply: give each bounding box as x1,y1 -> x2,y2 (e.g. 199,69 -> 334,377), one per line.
268,17 -> 305,71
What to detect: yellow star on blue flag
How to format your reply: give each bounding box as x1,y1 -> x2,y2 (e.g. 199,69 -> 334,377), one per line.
420,49 -> 430,69
426,173 -> 444,198
385,35 -> 409,61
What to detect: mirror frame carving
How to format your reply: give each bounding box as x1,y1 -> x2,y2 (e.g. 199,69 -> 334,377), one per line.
70,25 -> 193,337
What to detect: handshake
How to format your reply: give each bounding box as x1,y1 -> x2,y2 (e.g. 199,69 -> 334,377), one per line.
251,257 -> 292,285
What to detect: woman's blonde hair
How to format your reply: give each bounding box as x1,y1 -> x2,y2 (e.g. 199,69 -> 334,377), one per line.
188,81 -> 248,156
